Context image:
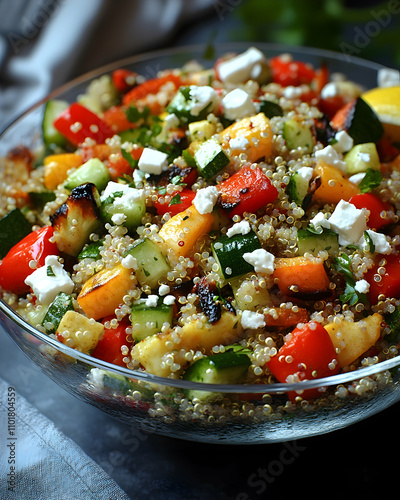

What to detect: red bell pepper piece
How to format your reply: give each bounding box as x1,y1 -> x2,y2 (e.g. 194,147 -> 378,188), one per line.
153,188 -> 196,216
103,105 -> 136,133
107,147 -> 144,181
111,68 -> 138,94
53,103 -> 115,146
0,226 -> 58,294
365,253 -> 400,304
217,164 -> 278,218
122,73 -> 183,107
267,321 -> 340,401
349,193 -> 392,230
269,56 -> 316,87
91,316 -> 131,367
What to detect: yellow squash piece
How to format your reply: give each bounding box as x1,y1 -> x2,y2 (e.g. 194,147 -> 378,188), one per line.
77,264 -> 134,320
362,86 -> 400,142
325,313 -> 383,367
44,153 -> 83,190
158,204 -> 213,257
56,310 -> 104,354
313,160 -> 360,205
131,312 -> 241,377
221,112 -> 273,163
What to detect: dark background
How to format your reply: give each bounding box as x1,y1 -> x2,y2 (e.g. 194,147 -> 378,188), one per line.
1,1 -> 400,498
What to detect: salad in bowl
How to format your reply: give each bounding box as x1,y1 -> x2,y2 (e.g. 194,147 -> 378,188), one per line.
1,44 -> 400,442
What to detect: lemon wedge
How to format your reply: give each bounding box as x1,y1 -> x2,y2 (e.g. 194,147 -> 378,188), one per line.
362,86 -> 400,141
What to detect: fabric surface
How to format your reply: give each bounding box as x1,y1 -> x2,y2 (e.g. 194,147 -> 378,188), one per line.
0,0 -> 215,130
0,376 -> 130,500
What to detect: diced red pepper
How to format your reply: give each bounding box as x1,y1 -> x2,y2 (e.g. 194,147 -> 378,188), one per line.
91,316 -> 131,367
111,69 -> 138,94
103,105 -> 137,133
365,253 -> 400,304
318,95 -> 347,120
122,73 -> 183,107
349,193 -> 392,230
0,226 -> 58,294
269,56 -> 316,87
153,188 -> 196,216
107,147 -> 144,180
267,321 -> 340,401
53,103 -> 115,146
216,164 -> 279,218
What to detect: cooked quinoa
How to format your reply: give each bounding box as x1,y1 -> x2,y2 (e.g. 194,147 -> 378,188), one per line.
1,47 -> 400,410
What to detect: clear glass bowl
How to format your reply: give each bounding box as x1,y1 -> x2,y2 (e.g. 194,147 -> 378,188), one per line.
1,43 -> 399,444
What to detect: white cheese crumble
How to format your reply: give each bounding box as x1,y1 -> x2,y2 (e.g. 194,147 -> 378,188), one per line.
358,152 -> 370,163
243,248 -> 275,274
217,47 -> 267,84
157,113 -> 180,141
226,220 -> 251,238
111,213 -> 127,225
378,67 -> 400,88
193,185 -> 218,214
315,145 -> 347,172
163,295 -> 176,305
138,147 -> 169,175
121,254 -> 138,270
189,85 -> 218,116
145,295 -> 159,307
229,136 -> 250,150
311,199 -> 368,246
355,279 -> 370,294
101,181 -> 144,208
240,310 -> 266,329
158,284 -> 170,296
221,88 -> 256,121
332,130 -> 354,154
296,166 -> 314,182
320,82 -> 339,99
24,255 -> 74,305
349,172 -> 366,185
358,229 -> 392,254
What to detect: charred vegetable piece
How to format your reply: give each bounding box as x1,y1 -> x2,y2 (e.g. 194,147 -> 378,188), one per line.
50,183 -> 102,257
194,276 -> 222,324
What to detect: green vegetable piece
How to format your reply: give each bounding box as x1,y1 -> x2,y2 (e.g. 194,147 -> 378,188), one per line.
283,119 -> 314,153
344,142 -> 380,175
42,99 -> 68,147
0,208 -> 31,259
194,139 -> 230,180
41,292 -> 74,334
258,100 -> 283,119
28,191 -> 56,209
384,306 -> 400,344
297,227 -> 339,256
64,158 -> 111,191
130,298 -> 173,342
358,168 -> 383,194
78,240 -> 103,260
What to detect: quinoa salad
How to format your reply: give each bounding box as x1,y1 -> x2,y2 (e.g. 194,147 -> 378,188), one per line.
1,46 -> 400,407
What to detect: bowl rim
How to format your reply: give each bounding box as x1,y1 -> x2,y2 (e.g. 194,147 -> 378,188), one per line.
1,41 -> 398,395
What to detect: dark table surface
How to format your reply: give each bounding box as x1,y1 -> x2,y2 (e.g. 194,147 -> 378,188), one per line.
1,6 -> 400,499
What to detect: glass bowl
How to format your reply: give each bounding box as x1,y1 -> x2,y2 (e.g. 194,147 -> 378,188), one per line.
1,43 -> 399,444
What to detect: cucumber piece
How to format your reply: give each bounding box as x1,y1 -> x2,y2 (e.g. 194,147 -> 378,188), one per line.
100,188 -> 145,232
286,168 -> 312,206
41,292 -> 74,334
194,138 -> 230,180
91,369 -> 154,399
344,142 -> 380,175
258,100 -> 283,119
77,75 -> 119,114
182,351 -> 251,401
212,230 -> 262,282
64,158 -> 111,191
297,227 -> 339,256
124,237 -> 170,289
42,99 -> 69,147
0,208 -> 31,259
130,298 -> 173,342
283,119 -> 314,153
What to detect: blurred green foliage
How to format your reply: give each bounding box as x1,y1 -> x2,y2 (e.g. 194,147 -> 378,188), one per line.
235,0 -> 400,66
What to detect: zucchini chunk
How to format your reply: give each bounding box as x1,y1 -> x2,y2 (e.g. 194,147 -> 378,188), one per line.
0,208 -> 31,259
182,351 -> 251,402
41,292 -> 74,334
51,183 -> 103,257
130,298 -> 173,342
283,118 -> 314,153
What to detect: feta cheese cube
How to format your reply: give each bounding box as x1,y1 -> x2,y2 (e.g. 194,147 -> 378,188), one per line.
193,186 -> 218,214
355,279 -> 370,294
328,199 -> 368,246
240,310 -> 266,329
315,145 -> 347,172
145,295 -> 159,307
189,86 -> 218,116
296,166 -> 314,182
221,88 -> 256,121
138,147 -> 169,175
217,47 -> 267,84
358,229 -> 392,254
158,284 -> 170,296
378,67 -> 400,88
320,82 -> 339,99
349,172 -> 366,185
309,212 -> 331,230
121,254 -> 138,270
332,130 -> 354,154
229,136 -> 250,150
24,255 -> 74,305
243,248 -> 275,274
111,213 -> 127,225
226,220 -> 251,238
101,181 -> 144,207
163,295 -> 176,305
